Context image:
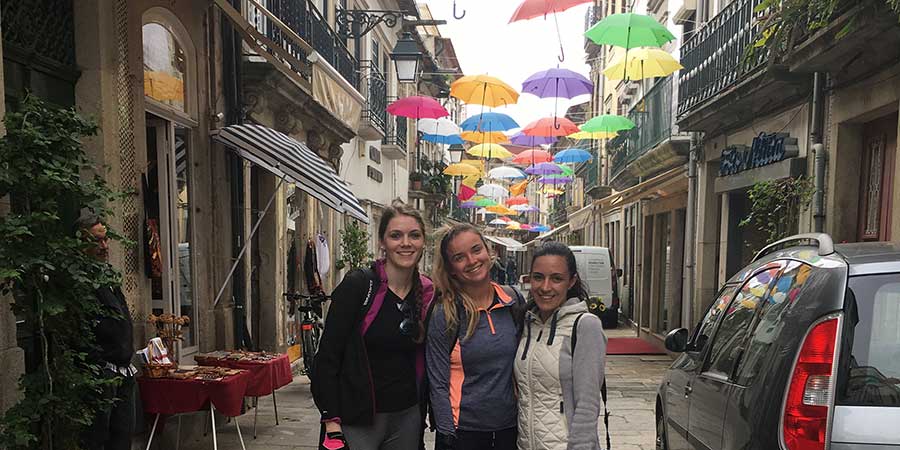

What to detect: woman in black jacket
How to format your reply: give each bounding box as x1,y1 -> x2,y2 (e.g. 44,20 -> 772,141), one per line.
312,204 -> 435,450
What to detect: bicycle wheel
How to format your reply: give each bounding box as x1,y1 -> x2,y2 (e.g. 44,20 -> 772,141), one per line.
302,328 -> 316,376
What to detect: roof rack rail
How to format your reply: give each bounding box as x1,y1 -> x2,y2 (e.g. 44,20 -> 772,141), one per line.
751,233 -> 835,263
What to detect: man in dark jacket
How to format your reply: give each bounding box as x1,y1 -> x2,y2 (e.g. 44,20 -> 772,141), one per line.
78,214 -> 136,450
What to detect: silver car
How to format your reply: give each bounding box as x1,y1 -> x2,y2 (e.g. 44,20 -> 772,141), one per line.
657,234 -> 900,450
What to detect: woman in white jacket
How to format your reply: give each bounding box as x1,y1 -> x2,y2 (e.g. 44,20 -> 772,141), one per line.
515,242 -> 608,450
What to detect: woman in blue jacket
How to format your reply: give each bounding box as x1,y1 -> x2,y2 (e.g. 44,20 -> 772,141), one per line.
427,223 -> 524,450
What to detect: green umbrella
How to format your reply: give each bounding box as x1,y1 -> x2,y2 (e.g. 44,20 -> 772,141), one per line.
474,197 -> 498,207
584,13 -> 676,49
556,164 -> 574,176
580,114 -> 636,134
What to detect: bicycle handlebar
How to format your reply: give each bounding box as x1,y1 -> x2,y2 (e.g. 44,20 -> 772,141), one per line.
283,292 -> 330,303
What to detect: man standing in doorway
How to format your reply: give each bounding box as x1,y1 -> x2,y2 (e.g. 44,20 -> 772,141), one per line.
77,214 -> 136,450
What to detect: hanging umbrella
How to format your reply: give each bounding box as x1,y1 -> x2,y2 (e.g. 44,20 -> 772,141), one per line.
488,166 -> 527,180
513,149 -> 553,165
422,134 -> 465,145
460,200 -> 480,209
522,117 -> 580,137
512,204 -> 540,212
506,195 -> 529,206
489,218 -> 509,226
460,113 -> 520,132
539,175 -> 573,184
444,163 -> 481,176
474,197 -> 498,207
520,224 -> 534,231
525,162 -> 564,176
568,130 -> 617,140
478,183 -> 510,198
556,164 -> 575,176
467,143 -> 514,159
510,179 -> 530,196
506,221 -> 522,230
522,68 -> 593,99
509,0 -> 594,61
417,117 -> 461,136
509,132 -> 558,147
584,13 -> 676,49
554,148 -> 592,163
580,114 -> 636,134
533,225 -> 552,233
461,131 -> 510,144
486,205 -> 518,215
539,186 -> 564,195
603,48 -> 683,81
450,75 -> 520,107
386,96 -> 449,119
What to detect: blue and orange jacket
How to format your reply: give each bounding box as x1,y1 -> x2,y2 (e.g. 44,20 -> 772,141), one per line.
426,283 -> 523,436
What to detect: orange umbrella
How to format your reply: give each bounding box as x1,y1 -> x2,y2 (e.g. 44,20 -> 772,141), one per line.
450,75 -> 520,107
513,149 -> 553,165
506,196 -> 529,206
522,117 -> 580,137
509,179 -> 530,196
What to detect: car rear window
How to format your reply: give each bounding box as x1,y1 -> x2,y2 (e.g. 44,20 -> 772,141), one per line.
837,273 -> 900,407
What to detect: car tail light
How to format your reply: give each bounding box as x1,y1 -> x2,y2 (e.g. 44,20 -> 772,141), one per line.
783,317 -> 839,450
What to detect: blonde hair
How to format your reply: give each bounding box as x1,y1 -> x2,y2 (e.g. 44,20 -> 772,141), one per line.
433,223 -> 493,340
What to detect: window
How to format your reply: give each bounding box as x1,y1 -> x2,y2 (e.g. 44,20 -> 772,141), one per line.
734,261 -> 814,385
838,273 -> 900,407
142,22 -> 187,111
704,265 -> 782,379
692,285 -> 738,354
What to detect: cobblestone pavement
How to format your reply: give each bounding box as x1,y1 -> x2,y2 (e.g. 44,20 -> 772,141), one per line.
178,327 -> 672,450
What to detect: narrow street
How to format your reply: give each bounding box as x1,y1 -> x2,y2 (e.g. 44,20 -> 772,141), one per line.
181,328 -> 672,450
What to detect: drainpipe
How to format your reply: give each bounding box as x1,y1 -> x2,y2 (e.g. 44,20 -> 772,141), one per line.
683,132 -> 700,329
811,72 -> 827,233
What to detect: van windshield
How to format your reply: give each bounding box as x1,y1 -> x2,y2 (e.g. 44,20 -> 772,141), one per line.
837,273 -> 900,407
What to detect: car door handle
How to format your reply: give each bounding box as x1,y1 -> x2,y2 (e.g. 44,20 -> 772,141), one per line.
684,385 -> 693,397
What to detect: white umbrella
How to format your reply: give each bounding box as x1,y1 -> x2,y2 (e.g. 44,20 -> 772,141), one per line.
418,117 -> 461,136
478,183 -> 510,198
488,166 -> 527,180
489,219 -> 508,226
511,204 -> 532,211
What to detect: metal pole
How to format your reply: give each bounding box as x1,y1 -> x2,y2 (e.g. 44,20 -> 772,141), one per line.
214,176 -> 287,307
811,73 -> 827,233
683,132 -> 700,329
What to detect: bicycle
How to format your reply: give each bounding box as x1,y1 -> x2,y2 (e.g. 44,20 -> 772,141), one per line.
284,291 -> 328,376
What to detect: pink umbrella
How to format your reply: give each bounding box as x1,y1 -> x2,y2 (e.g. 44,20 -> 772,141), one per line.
387,96 -> 449,119
513,149 -> 553,165
509,0 -> 594,61
522,117 -> 580,137
506,196 -> 529,206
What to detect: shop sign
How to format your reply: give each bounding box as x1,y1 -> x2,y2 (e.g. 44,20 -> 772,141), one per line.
718,132 -> 799,177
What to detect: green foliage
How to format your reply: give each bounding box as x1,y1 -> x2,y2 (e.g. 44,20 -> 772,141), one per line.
0,94 -> 126,449
739,176 -> 816,244
335,221 -> 373,271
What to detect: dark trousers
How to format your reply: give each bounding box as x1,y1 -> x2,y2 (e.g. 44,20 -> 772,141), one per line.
82,371 -> 135,450
456,427 -> 517,450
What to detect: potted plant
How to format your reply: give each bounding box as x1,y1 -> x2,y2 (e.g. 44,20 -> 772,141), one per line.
409,171 -> 425,191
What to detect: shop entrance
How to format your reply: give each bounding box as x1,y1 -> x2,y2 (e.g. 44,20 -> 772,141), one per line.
858,112 -> 897,242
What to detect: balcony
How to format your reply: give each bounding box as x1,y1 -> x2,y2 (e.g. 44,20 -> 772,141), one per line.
609,76 -> 690,190
359,60 -> 388,140
676,0 -> 810,133
382,115 -> 408,160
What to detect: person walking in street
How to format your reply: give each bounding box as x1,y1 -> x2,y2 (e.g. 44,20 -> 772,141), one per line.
312,204 -> 435,450
506,256 -> 518,286
78,214 -> 137,450
427,223 -> 525,450
516,242 -> 608,450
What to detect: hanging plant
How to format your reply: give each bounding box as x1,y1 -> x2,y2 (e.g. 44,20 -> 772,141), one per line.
0,94 -> 127,449
739,176 -> 815,244
335,221 -> 373,271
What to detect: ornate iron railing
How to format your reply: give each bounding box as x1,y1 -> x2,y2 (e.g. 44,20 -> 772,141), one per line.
244,0 -> 359,87
396,116 -> 408,149
2,0 -> 76,67
677,0 -> 767,116
609,76 -> 678,179
361,60 -> 387,135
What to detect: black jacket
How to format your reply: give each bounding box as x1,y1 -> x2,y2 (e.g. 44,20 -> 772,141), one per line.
93,286 -> 134,367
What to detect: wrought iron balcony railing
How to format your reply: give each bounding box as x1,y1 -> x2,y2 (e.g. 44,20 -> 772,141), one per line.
677,0 -> 767,116
609,76 -> 678,179
244,0 -> 359,89
382,104 -> 408,150
396,116 -> 408,149
360,60 -> 387,136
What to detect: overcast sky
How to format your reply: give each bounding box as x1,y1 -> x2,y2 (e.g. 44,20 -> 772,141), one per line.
420,0 -> 594,129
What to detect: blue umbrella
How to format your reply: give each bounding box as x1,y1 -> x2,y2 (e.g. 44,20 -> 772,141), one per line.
553,148 -> 592,164
460,112 -> 519,132
421,133 -> 465,145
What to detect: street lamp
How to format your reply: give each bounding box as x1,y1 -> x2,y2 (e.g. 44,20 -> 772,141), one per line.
391,32 -> 422,84
448,144 -> 465,163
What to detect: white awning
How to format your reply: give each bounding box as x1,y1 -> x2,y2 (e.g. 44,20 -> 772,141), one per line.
211,124 -> 368,223
568,204 -> 595,231
484,235 -> 527,252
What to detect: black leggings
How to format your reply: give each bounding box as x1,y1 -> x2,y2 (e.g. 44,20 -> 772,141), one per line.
456,427 -> 517,450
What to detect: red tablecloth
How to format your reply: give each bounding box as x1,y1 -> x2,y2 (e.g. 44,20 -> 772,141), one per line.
138,371 -> 251,417
200,354 -> 292,397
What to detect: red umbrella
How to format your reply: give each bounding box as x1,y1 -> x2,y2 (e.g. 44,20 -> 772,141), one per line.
509,0 -> 593,22
387,96 -> 449,119
522,117 -> 580,137
513,150 -> 553,165
506,196 -> 529,206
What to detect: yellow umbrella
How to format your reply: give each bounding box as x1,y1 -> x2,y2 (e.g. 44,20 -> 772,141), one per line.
509,179 -> 529,196
486,205 -> 518,215
462,173 -> 481,188
539,187 -> 564,195
568,130 -> 618,140
450,75 -> 520,107
602,48 -> 683,81
467,143 -> 513,159
444,163 -> 481,176
461,131 -> 510,144
506,221 -> 522,230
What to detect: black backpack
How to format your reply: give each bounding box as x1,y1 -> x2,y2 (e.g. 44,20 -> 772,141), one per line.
572,313 -> 611,450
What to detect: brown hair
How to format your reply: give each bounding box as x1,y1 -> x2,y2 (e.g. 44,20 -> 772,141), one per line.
378,202 -> 427,343
433,223 -> 493,340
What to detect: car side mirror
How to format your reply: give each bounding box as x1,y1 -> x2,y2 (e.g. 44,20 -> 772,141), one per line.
615,268 -> 623,277
665,328 -> 689,353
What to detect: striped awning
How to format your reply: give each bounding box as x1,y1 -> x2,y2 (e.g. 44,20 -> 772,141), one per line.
211,124 -> 368,223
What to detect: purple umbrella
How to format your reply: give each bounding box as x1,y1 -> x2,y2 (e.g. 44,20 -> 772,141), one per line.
460,201 -> 479,209
522,68 -> 593,99
509,131 -> 557,147
538,176 -> 574,184
524,162 -> 564,176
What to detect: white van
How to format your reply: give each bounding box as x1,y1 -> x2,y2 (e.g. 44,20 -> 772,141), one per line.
569,246 -> 621,329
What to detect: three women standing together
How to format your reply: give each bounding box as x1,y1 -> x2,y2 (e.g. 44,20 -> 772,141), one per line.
313,206 -> 608,450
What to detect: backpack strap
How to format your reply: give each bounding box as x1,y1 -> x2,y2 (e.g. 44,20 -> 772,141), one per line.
500,285 -> 527,339
572,313 -> 611,450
